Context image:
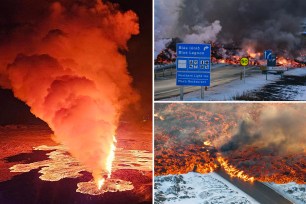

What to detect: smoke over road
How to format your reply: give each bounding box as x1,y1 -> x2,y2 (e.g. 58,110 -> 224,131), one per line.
0,0 -> 139,184
155,0 -> 306,56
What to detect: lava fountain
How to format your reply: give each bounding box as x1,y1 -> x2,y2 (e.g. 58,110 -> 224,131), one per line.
0,0 -> 139,187
98,136 -> 117,190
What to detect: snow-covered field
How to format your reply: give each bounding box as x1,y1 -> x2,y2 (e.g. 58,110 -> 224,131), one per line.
154,172 -> 259,204
162,74 -> 280,101
284,68 -> 306,77
265,183 -> 306,204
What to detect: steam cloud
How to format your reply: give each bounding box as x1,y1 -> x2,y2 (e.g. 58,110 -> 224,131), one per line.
155,0 -> 306,56
0,0 -> 139,182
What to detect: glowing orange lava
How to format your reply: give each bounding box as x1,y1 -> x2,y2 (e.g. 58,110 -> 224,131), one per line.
203,141 -> 212,146
217,157 -> 254,183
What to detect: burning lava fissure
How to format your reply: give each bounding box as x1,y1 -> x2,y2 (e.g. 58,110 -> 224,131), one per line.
154,103 -> 306,184
155,38 -> 306,68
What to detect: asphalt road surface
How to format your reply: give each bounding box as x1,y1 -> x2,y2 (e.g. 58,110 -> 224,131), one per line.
217,170 -> 292,204
154,64 -> 261,100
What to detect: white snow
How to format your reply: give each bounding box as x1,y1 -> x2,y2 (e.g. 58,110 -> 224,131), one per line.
284,68 -> 306,77
264,183 -> 306,204
162,73 -> 280,101
154,172 -> 259,204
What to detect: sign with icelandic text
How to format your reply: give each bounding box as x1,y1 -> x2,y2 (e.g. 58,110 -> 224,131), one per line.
176,43 -> 211,86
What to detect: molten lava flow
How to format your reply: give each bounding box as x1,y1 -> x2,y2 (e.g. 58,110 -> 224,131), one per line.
155,104 -> 306,184
204,141 -> 212,146
155,39 -> 304,67
217,157 -> 254,183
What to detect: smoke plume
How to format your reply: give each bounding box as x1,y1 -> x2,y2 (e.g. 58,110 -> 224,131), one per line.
0,0 -> 139,183
221,106 -> 306,154
155,0 -> 306,56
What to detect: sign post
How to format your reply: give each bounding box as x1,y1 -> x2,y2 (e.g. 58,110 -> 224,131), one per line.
176,43 -> 211,100
180,87 -> 184,100
240,57 -> 249,83
266,53 -> 277,80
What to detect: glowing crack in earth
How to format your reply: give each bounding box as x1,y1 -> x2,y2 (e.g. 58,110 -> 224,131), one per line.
9,144 -> 151,195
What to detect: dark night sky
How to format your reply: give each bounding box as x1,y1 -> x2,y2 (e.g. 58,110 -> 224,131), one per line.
0,0 -> 152,125
112,0 -> 153,120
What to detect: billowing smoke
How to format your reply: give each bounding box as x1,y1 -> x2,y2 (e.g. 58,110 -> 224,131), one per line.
0,0 -> 139,183
183,20 -> 222,44
221,106 -> 306,154
155,0 -> 306,56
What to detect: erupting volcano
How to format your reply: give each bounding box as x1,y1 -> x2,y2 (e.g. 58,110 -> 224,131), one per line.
0,0 -> 139,188
0,0 -> 152,203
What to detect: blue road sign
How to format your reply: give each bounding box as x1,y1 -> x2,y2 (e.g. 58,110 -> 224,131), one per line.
177,43 -> 211,58
267,54 -> 277,66
176,43 -> 211,86
264,50 -> 272,60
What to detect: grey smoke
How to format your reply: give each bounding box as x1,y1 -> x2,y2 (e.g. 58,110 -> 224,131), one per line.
221,106 -> 306,154
156,0 -> 306,56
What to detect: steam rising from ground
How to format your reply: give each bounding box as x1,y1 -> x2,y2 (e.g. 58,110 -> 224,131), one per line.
0,0 -> 139,183
155,0 -> 306,56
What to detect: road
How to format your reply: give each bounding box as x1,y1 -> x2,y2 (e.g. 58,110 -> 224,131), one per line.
154,64 -> 261,100
216,170 -> 292,204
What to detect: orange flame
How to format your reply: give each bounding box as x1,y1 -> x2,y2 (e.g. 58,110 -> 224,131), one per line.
218,157 -> 254,182
154,113 -> 165,121
203,141 -> 212,146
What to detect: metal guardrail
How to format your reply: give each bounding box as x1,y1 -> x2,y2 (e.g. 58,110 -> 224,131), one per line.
154,63 -> 176,71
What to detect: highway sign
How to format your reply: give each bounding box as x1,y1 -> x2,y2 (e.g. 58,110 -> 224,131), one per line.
177,43 -> 211,58
264,50 -> 272,59
176,43 -> 211,86
240,57 -> 249,66
267,54 -> 277,66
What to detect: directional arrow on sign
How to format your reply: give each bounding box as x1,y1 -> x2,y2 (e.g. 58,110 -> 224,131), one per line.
267,53 -> 272,59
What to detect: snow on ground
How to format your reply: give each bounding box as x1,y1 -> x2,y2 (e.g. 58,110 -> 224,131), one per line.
163,74 -> 280,101
284,68 -> 306,77
265,183 -> 306,204
154,172 -> 259,204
